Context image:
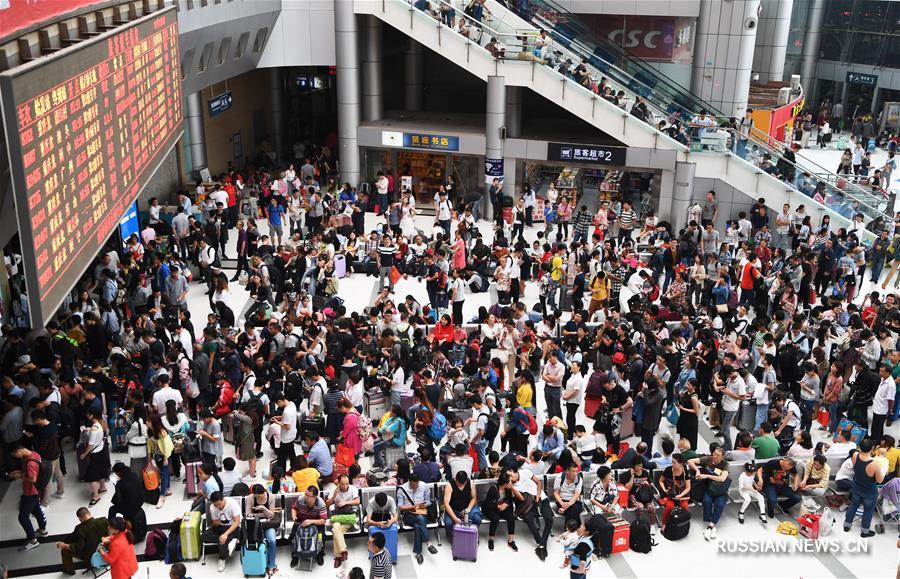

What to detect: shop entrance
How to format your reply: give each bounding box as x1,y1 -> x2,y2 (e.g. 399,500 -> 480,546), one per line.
363,149 -> 482,210
522,161 -> 660,218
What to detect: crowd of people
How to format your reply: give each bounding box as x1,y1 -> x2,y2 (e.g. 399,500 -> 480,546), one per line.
1,138 -> 898,579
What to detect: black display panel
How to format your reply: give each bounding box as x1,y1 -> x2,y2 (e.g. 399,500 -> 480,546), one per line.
0,8 -> 183,325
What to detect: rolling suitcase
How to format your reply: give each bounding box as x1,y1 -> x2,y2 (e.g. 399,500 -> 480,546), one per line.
76,443 -> 90,482
451,523 -> 479,562
400,391 -> 416,414
241,518 -> 267,577
300,415 -> 325,439
586,514 -> 614,557
619,408 -> 635,439
334,254 -> 347,279
737,401 -> 756,432
662,507 -> 690,541
184,461 -> 201,496
609,516 -> 630,554
366,391 -> 389,422
223,412 -> 235,444
369,524 -> 398,564
111,414 -> 127,452
180,511 -> 202,560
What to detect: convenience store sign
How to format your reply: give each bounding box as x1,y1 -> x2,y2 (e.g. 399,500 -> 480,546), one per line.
403,132 -> 460,151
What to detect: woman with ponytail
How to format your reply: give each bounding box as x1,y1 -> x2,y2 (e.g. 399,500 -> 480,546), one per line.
99,516 -> 138,579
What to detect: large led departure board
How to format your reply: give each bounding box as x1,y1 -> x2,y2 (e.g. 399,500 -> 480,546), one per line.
0,8 -> 183,325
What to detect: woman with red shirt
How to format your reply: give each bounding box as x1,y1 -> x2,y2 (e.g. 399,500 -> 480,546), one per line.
430,314 -> 455,350
99,517 -> 138,579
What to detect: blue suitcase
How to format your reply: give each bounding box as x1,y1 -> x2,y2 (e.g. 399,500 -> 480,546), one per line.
241,541 -> 267,576
369,524 -> 398,564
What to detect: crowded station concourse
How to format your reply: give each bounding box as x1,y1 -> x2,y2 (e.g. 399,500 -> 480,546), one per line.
0,148 -> 897,579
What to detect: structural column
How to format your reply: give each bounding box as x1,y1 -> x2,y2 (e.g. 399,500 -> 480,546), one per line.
670,162 -> 696,233
799,0 -> 825,106
506,86 -> 522,138
269,68 -> 284,164
334,0 -> 361,186
485,75 -> 506,220
691,0 -> 760,117
362,15 -> 383,122
185,91 -> 208,172
753,0 -> 793,83
405,39 -> 423,112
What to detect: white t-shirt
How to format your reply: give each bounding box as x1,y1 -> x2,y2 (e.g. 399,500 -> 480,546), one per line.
346,379 -> 365,408
391,367 -> 408,393
210,497 -> 242,525
437,200 -> 452,221
153,387 -> 183,412
563,372 -> 584,405
722,375 -> 746,413
281,402 -> 298,444
210,189 -> 229,208
451,278 -> 466,303
738,471 -> 757,492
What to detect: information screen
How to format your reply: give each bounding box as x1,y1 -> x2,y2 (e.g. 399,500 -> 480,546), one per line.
0,8 -> 183,325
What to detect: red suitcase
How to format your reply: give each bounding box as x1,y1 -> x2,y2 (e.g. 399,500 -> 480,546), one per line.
451,523 -> 479,562
610,516 -> 630,554
184,461 -> 201,496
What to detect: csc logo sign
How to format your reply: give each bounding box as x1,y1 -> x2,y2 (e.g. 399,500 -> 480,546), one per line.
608,29 -> 661,50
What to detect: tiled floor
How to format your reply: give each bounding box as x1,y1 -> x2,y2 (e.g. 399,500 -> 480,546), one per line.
1,200 -> 898,579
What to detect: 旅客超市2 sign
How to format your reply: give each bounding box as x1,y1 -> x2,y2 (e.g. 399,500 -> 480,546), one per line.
548,143 -> 626,165
403,133 -> 460,151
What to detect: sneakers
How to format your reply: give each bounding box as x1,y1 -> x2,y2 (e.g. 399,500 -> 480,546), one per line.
427,544 -> 438,555
508,541 -> 519,552
217,559 -> 226,572
703,526 -> 712,541
738,511 -> 745,524
709,526 -> 717,539
20,539 -> 39,551
860,530 -> 876,538
488,538 -> 494,551
759,514 -> 768,525
36,528 -> 48,538
415,553 -> 424,565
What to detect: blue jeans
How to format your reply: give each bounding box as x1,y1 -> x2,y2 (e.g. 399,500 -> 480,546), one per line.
403,513 -> 430,554
373,439 -> 394,468
547,280 -> 560,309
18,494 -> 46,540
473,439 -> 488,471
754,403 -> 769,432
264,527 -> 277,570
828,401 -> 843,433
155,456 -> 170,496
702,493 -> 727,524
844,491 -> 877,532
764,483 -> 800,517
870,258 -> 885,283
892,390 -> 900,422
444,506 -> 482,539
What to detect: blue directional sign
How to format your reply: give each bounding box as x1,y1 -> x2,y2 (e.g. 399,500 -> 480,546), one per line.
208,91 -> 233,117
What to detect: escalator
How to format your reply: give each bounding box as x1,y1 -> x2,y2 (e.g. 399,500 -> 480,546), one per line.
354,0 -> 889,238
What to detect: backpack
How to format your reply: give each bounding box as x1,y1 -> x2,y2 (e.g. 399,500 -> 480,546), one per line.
428,411 -> 448,441
629,518 -> 656,553
292,524 -> 321,558
357,413 -> 375,451
144,528 -> 168,560
245,389 -> 265,422
28,458 -> 52,492
585,370 -> 606,399
514,407 -> 538,435
143,462 -> 161,491
480,411 -> 501,441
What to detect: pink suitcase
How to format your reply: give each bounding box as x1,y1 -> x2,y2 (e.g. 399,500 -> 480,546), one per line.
451,523 -> 478,562
334,254 -> 347,278
184,461 -> 201,496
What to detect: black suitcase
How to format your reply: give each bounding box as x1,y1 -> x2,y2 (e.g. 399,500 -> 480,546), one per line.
737,401 -> 756,432
129,507 -> 147,543
300,415 -> 325,439
663,507 -> 691,541
586,514 -> 614,557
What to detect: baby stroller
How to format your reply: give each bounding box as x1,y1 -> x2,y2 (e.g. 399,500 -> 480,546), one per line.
875,477 -> 900,534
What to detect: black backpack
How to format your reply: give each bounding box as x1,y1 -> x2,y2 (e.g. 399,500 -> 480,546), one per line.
245,389 -> 265,422
629,518 -> 655,553
663,507 -> 691,541
28,458 -> 52,492
480,411 -> 501,441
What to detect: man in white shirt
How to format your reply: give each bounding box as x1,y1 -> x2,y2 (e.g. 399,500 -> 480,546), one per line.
273,395 -> 297,472
151,375 -> 183,414
872,364 -> 893,441
204,492 -> 242,572
825,430 -> 857,458
716,365 -> 747,452
511,461 -> 554,560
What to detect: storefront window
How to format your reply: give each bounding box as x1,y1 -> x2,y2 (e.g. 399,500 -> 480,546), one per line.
853,0 -> 888,32
849,32 -> 884,66
886,3 -> 900,35
883,36 -> 900,69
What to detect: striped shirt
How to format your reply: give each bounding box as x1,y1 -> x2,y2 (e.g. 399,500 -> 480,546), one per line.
366,238 -> 380,256
618,209 -> 637,229
377,245 -> 395,267
369,548 -> 392,579
291,496 -> 327,523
